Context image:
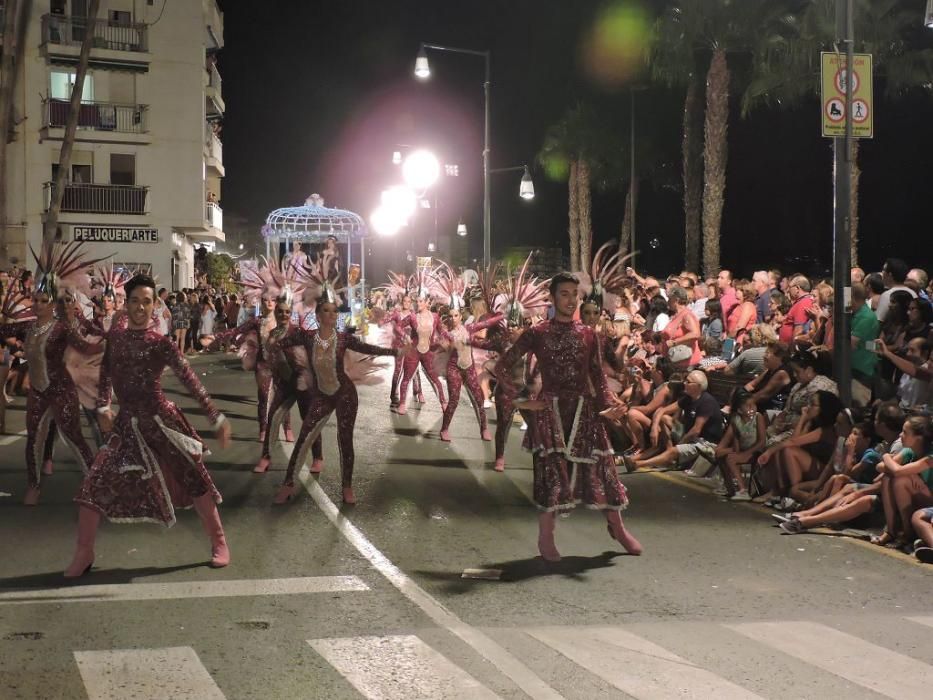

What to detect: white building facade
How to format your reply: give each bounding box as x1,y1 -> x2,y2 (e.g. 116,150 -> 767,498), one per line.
2,0 -> 225,290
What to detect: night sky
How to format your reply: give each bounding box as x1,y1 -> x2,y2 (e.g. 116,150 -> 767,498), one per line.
216,0 -> 933,279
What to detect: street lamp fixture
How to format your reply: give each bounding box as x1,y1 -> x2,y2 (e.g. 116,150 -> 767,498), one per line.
414,46 -> 431,79
926,0 -> 933,27
392,150 -> 402,165
401,149 -> 440,190
520,166 -> 535,200
457,220 -> 468,237
414,42 -> 491,268
427,242 -> 436,253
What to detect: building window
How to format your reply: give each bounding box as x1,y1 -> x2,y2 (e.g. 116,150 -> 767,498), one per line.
109,10 -> 132,27
52,163 -> 93,183
50,70 -> 94,102
110,154 -> 135,186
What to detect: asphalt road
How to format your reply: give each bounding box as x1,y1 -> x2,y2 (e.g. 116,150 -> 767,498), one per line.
0,350 -> 931,699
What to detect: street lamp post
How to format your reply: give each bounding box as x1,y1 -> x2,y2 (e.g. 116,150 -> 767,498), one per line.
415,43 -> 492,270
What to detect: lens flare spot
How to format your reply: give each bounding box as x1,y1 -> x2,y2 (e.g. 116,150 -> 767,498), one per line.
582,2 -> 653,89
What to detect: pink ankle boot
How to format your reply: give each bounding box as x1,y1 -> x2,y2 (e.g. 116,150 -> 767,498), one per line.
537,512 -> 561,562
439,429 -> 451,442
23,486 -> 40,506
273,483 -> 297,504
258,429 -> 266,443
396,403 -> 407,415
193,495 -> 230,567
253,456 -> 271,473
42,459 -> 54,475
416,392 -> 426,404
494,457 -> 505,472
64,507 -> 100,578
481,429 -> 492,441
284,427 -> 295,443
310,458 -> 324,474
606,511 -> 643,555
342,487 -> 356,505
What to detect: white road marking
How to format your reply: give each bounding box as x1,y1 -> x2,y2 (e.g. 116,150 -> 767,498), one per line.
908,615 -> 933,629
74,646 -> 226,700
0,429 -> 27,446
0,575 -> 368,605
527,625 -> 764,699
308,634 -> 500,699
728,620 -> 933,699
299,471 -> 564,699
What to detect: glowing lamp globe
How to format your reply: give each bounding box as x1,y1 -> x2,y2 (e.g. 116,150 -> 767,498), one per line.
456,222 -> 468,237
402,150 -> 440,190
370,206 -> 403,237
414,47 -> 431,79
380,185 -> 417,221
520,166 -> 535,200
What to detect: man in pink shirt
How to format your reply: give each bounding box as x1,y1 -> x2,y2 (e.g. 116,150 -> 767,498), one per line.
779,275 -> 814,345
717,269 -> 738,321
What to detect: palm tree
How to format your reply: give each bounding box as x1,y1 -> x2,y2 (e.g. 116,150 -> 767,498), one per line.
538,103 -> 612,272
742,0 -> 933,265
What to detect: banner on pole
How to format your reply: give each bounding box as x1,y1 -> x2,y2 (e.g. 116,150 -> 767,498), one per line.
821,52 -> 873,139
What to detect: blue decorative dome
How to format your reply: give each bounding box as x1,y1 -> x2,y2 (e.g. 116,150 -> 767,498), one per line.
262,194 -> 366,242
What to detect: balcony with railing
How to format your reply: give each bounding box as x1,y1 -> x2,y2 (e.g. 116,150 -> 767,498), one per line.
41,14 -> 149,60
205,201 -> 223,232
204,130 -> 224,174
44,182 -> 149,215
42,98 -> 149,136
205,63 -> 225,115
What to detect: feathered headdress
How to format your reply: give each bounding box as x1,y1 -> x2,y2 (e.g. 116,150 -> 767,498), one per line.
434,261 -> 466,312
0,274 -> 34,322
409,265 -> 442,301
92,261 -> 133,301
239,256 -> 315,307
30,241 -> 111,301
475,260 -> 503,312
380,271 -> 411,304
501,253 -> 549,327
582,243 -> 635,307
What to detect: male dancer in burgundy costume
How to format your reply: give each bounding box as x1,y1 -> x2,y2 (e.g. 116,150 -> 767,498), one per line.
66,275 -> 233,577
495,272 -> 642,562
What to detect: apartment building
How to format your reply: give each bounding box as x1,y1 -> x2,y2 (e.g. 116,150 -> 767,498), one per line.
1,0 -> 225,289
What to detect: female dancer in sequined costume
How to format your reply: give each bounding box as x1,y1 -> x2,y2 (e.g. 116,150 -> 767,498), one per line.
210,260 -> 294,444
434,264 -> 502,442
495,272 -> 642,562
66,274 -> 233,577
396,268 -> 447,415
273,295 -> 400,506
378,274 -> 423,407
254,294 -> 324,474
0,244 -> 108,505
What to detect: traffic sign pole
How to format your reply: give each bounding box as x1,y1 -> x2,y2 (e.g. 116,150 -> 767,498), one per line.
832,0 -> 854,407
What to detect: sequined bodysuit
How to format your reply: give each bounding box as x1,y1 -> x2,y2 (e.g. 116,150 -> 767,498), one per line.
0,318 -> 102,489
495,319 -> 628,511
76,326 -> 223,526
277,328 -> 395,489
397,310 -> 447,408
379,309 -> 422,403
439,314 -> 502,438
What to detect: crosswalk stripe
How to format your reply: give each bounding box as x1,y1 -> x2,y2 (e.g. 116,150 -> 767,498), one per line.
526,625 -> 764,699
74,646 -> 226,699
0,575 -> 368,605
907,615 -> 933,629
727,620 -> 933,699
307,634 -> 500,699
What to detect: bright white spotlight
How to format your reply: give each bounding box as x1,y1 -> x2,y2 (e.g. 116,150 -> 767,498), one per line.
520,166 -> 535,200
427,242 -> 436,253
402,150 -> 440,190
371,206 -> 403,237
238,243 -> 244,250
392,151 -> 402,165
381,185 -> 417,221
414,47 -> 430,79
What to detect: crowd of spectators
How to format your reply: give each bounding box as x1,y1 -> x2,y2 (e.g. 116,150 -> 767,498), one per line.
578,258 -> 932,563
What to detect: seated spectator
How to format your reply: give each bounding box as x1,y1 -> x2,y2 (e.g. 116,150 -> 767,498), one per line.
848,282 -> 880,405
765,349 -> 837,446
876,257 -> 917,320
699,336 -> 727,371
723,324 -> 775,376
726,281 -> 757,339
756,390 -> 843,509
873,415 -> 933,548
625,370 -> 724,472
907,268 -> 930,303
744,341 -> 793,414
623,357 -> 678,457
904,298 -> 933,345
702,299 -> 723,340
713,390 -> 766,500
877,338 -> 932,412
780,275 -> 814,347
865,272 -> 885,312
